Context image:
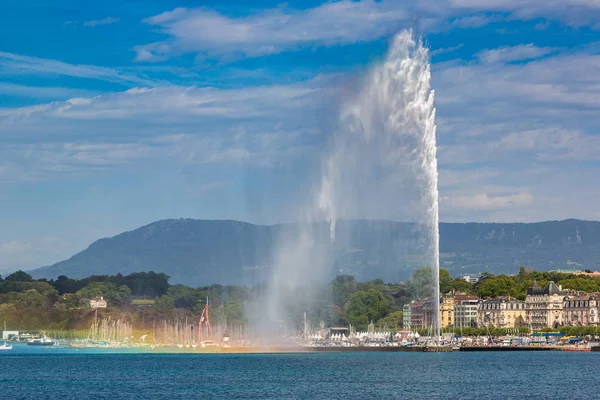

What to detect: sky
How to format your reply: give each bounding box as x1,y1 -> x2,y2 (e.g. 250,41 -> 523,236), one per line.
1,0 -> 600,272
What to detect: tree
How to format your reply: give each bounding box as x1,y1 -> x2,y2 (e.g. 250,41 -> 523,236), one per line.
51,275 -> 79,295
168,285 -> 201,308
344,289 -> 389,330
155,295 -> 176,320
475,275 -> 520,299
558,278 -> 600,293
76,282 -> 128,306
376,310 -> 404,331
124,272 -> 170,297
406,267 -> 434,299
451,278 -> 474,294
439,268 -> 453,294
117,285 -> 132,306
330,275 -> 357,308
5,270 -> 33,282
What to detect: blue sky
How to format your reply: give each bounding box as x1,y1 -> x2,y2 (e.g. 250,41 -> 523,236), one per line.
1,0 -> 600,272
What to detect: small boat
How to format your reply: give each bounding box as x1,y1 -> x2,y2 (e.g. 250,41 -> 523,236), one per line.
0,342 -> 12,351
27,336 -> 55,346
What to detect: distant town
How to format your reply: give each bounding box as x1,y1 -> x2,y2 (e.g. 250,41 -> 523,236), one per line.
2,266 -> 600,350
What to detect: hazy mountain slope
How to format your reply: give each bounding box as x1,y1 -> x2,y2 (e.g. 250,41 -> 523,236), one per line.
29,219 -> 600,286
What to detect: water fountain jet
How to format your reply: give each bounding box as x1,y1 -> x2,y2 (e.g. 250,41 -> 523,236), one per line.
319,29 -> 440,343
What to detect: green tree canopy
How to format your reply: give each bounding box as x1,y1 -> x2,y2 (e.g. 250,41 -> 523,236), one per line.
451,278 -> 474,294
5,270 -> 33,282
439,268 -> 453,294
376,310 -> 404,331
344,289 -> 389,330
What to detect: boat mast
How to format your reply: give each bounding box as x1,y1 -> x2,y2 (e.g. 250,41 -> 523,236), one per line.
198,296 -> 213,342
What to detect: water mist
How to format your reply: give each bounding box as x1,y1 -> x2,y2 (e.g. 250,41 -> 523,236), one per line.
256,29 -> 440,343
319,30 -> 440,341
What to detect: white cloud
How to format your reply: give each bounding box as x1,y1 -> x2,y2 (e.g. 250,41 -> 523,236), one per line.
442,192 -> 534,210
476,44 -> 557,63
0,82 -> 95,99
429,42 -> 600,221
451,14 -> 500,28
535,20 -> 551,30
3,27 -> 600,226
0,77 -> 332,182
0,51 -> 154,86
431,44 -> 464,56
448,0 -> 600,27
83,17 -> 120,27
135,1 -> 411,62
132,1 -> 600,62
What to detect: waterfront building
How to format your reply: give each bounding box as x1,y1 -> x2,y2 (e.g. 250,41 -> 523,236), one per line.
90,296 -> 108,309
440,293 -> 455,328
422,298 -> 440,330
2,330 -> 19,341
563,294 -> 599,326
477,297 -> 526,329
454,294 -> 480,328
410,301 -> 424,330
462,275 -> 479,284
525,281 -> 566,330
403,304 -> 411,331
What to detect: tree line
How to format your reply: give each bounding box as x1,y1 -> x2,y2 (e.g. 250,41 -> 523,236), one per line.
1,266 -> 600,332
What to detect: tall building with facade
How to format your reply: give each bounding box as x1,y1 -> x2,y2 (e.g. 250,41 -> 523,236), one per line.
440,293 -> 455,328
454,294 -> 480,328
410,301 -> 424,330
525,281 -> 566,330
403,304 -> 411,330
477,297 -> 526,329
563,294 -> 599,326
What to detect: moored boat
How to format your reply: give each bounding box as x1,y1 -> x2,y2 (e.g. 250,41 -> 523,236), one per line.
27,336 -> 55,346
0,342 -> 12,351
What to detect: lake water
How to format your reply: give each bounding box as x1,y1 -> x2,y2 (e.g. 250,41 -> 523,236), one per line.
1,345 -> 598,399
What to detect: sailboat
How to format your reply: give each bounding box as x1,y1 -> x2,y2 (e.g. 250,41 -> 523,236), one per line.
1,321 -> 13,350
0,342 -> 13,351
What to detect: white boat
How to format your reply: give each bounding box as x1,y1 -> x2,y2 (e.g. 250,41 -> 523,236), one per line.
0,342 -> 13,351
27,336 -> 55,346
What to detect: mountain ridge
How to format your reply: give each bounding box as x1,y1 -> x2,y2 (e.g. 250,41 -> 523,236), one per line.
29,218 -> 600,286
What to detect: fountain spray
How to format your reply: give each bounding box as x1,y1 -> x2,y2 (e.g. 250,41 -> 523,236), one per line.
320,30 -> 440,342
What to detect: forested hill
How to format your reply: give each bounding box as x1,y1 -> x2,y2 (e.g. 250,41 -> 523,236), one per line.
29,218 -> 600,286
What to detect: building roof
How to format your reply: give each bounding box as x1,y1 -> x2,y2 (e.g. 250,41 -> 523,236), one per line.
563,294 -> 598,302
528,280 -> 543,295
481,296 -> 523,304
453,294 -> 479,304
543,281 -> 565,295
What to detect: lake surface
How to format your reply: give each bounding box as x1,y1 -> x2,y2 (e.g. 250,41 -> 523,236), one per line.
1,345 -> 598,399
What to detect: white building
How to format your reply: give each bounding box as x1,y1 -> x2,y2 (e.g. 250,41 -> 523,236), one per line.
563,294 -> 598,326
525,281 -> 566,330
478,297 -> 526,329
454,295 -> 480,328
2,330 -> 19,340
463,275 -> 479,284
90,296 -> 107,309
